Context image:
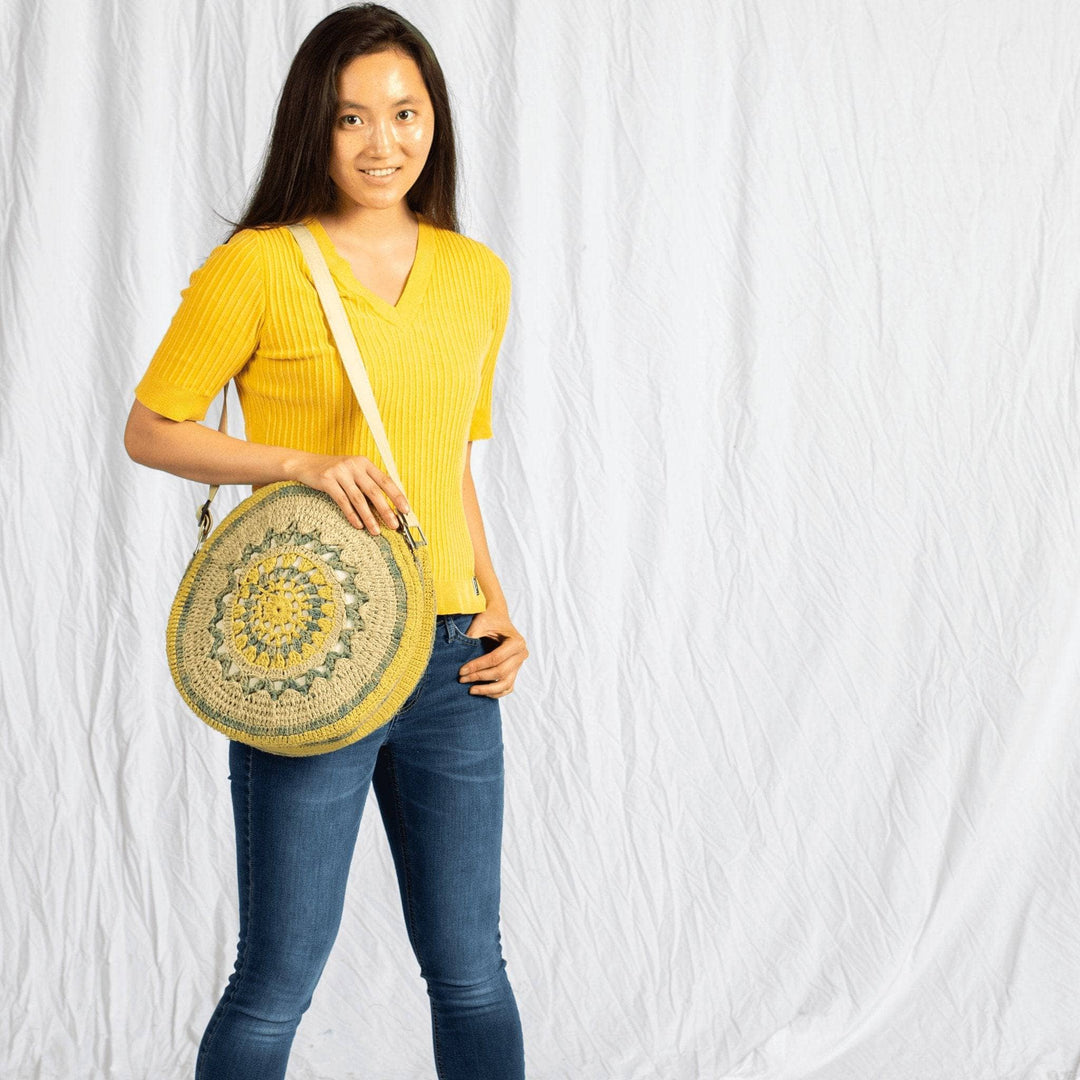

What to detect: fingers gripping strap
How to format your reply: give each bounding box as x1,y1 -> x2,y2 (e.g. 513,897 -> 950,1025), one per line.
287,223 -> 421,535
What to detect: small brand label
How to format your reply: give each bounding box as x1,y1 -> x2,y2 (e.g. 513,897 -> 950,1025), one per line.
473,577 -> 480,595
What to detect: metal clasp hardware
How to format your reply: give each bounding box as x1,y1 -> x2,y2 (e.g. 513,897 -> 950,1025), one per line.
194,499 -> 214,556
400,521 -> 428,552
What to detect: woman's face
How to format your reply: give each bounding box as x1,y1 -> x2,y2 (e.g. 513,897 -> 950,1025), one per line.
328,49 -> 435,218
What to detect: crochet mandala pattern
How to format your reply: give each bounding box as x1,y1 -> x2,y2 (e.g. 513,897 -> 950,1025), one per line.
209,525 -> 368,701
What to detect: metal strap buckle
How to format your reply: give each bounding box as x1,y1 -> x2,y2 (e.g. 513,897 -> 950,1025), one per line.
400,520 -> 428,553
194,500 -> 214,556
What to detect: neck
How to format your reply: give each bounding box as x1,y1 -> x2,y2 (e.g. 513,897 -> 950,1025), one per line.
320,202 -> 419,244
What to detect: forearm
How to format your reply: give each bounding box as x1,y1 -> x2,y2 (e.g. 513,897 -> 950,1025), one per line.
462,443 -> 508,615
124,399 -> 311,488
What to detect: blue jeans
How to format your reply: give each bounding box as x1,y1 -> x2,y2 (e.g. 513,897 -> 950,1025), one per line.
194,613 -> 525,1080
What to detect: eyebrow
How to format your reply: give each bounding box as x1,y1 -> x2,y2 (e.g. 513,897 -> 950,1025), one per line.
337,97 -> 420,110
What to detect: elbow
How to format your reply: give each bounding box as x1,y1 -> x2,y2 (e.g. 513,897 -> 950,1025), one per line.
124,413 -> 149,465
124,398 -> 170,467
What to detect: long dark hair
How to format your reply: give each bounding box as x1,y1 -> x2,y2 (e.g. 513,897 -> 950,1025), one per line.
226,4 -> 458,238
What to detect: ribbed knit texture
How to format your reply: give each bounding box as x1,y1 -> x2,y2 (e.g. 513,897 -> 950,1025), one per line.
134,214 -> 511,615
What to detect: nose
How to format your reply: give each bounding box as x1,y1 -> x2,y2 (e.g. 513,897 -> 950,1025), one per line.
368,118 -> 395,155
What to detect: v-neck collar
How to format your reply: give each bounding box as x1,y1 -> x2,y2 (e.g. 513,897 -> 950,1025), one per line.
303,214 -> 434,327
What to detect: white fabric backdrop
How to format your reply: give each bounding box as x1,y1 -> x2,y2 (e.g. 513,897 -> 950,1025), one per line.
3,1 -> 1080,1077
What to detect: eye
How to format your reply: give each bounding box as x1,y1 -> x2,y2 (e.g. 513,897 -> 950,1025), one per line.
339,114 -> 362,127
396,109 -> 415,121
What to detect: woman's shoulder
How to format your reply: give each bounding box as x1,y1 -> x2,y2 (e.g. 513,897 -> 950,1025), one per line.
192,224 -> 273,277
219,222 -> 301,259
425,219 -> 511,288
192,222 -> 311,288
208,221 -> 317,259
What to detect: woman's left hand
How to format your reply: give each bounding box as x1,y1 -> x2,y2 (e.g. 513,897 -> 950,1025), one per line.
459,609 -> 529,698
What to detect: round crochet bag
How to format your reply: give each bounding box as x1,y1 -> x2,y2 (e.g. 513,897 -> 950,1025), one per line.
164,224 -> 436,756
167,480 -> 435,756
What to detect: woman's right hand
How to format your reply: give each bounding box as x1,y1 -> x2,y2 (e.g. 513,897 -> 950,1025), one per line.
123,400 -> 409,535
287,453 -> 411,535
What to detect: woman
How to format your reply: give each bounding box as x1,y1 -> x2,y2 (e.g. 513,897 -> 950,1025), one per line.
123,6 -> 528,1078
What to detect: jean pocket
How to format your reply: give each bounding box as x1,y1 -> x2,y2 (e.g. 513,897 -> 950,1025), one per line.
448,614 -> 486,646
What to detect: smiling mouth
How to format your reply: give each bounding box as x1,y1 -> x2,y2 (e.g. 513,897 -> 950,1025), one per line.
361,167 -> 399,176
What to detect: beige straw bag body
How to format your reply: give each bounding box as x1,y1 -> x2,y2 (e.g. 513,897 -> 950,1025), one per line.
166,224 -> 436,757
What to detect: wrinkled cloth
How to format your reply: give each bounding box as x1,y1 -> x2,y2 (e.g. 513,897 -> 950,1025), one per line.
3,1 -> 1080,1078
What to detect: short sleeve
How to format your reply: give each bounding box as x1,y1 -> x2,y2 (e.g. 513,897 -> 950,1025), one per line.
134,229 -> 266,422
468,254 -> 512,442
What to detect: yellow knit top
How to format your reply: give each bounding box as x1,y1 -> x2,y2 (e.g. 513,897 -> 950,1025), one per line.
134,214 -> 511,615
